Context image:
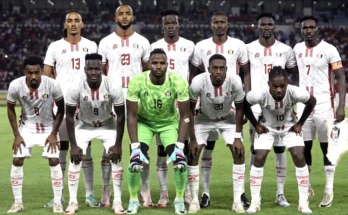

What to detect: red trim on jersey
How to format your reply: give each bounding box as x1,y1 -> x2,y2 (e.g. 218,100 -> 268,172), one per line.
36,122 -> 40,133
214,86 -> 223,97
91,89 -> 99,100
122,76 -> 130,88
269,47 -> 272,56
167,44 -> 171,51
173,44 -> 176,51
275,100 -> 283,109
40,123 -> 45,133
305,48 -> 313,57
30,90 -> 39,100
264,47 -> 272,56
328,66 -> 335,110
75,43 -> 79,52
215,45 -> 219,54
276,125 -> 285,131
220,44 -> 223,53
236,60 -> 239,75
121,39 -> 124,47
70,44 -> 74,52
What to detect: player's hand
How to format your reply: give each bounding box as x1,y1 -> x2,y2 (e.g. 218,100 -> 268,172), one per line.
231,139 -> 245,160
45,134 -> 59,154
189,140 -> 200,160
129,143 -> 149,173
289,123 -> 302,136
255,123 -> 268,134
335,106 -> 345,123
108,144 -> 122,163
167,142 -> 187,172
70,145 -> 83,165
13,135 -> 25,155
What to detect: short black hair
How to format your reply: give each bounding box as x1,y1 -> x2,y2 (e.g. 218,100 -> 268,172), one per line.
211,12 -> 228,20
269,66 -> 288,80
23,56 -> 43,69
85,53 -> 102,61
256,13 -> 275,22
300,16 -> 319,25
209,54 -> 226,65
150,48 -> 167,58
160,9 -> 179,16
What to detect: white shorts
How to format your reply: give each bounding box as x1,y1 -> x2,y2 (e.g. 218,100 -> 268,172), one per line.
297,104 -> 335,142
254,126 -> 304,150
249,111 -> 283,147
75,126 -> 116,155
195,116 -> 236,146
14,127 -> 60,158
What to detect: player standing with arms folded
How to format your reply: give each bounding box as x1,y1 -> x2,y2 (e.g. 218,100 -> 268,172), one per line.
148,9 -> 195,207
293,16 -> 346,207
63,54 -> 126,215
188,54 -> 246,213
190,11 -> 251,208
246,13 -> 299,206
244,67 -> 316,214
125,49 -> 196,215
43,11 -> 98,207
7,56 -> 65,213
98,6 -> 150,205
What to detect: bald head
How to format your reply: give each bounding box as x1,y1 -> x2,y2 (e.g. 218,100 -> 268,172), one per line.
115,5 -> 133,15
65,11 -> 82,22
115,5 -> 134,30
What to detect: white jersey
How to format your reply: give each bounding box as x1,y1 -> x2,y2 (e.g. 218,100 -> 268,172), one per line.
151,37 -> 195,82
293,40 -> 341,113
247,39 -> 297,91
190,72 -> 245,121
191,36 -> 248,75
98,32 -> 151,87
44,37 -> 98,97
65,75 -> 124,129
246,85 -> 310,129
7,76 -> 63,133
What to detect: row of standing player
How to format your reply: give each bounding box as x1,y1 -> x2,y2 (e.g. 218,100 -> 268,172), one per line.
7,3 -> 346,215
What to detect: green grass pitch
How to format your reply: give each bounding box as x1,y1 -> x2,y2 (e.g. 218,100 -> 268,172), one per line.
0,107 -> 347,215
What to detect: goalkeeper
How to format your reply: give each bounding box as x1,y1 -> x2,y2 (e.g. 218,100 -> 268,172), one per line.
125,48 -> 196,215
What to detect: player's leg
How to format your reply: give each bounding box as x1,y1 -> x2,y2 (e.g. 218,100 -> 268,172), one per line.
316,110 -> 336,207
99,148 -> 112,207
200,138 -> 215,209
155,137 -> 169,208
127,122 -> 153,214
246,132 -> 273,213
81,142 -> 98,207
284,132 -> 311,214
273,138 -> 289,207
184,138 -> 192,205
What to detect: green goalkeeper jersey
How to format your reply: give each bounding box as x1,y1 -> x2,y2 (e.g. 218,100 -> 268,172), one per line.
127,70 -> 189,127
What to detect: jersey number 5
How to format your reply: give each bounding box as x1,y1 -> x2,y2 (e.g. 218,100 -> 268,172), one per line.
71,58 -> 80,70
154,99 -> 162,109
169,59 -> 175,69
121,54 -> 130,65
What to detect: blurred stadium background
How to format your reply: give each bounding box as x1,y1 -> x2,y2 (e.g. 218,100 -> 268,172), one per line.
0,0 -> 348,92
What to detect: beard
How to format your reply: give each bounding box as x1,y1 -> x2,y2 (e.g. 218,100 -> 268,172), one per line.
117,21 -> 132,30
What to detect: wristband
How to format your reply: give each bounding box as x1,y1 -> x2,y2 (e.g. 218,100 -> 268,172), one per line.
234,132 -> 242,139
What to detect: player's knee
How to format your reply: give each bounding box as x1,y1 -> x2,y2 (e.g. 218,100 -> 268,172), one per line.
48,158 -> 60,166
273,146 -> 285,153
140,142 -> 150,160
205,141 -> 215,150
165,144 -> 175,156
254,152 -> 267,163
60,141 -> 69,150
12,158 -> 24,167
250,145 -> 255,154
157,145 -> 167,157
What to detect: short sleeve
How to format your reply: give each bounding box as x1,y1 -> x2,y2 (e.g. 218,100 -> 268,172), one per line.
246,90 -> 264,106
51,79 -> 64,101
175,77 -> 189,102
188,42 -> 195,61
127,76 -> 140,102
328,46 -> 342,65
98,38 -> 107,64
189,76 -> 201,101
44,42 -> 55,67
142,39 -> 151,62
285,48 -> 297,69
191,44 -> 202,67
91,41 -> 98,53
109,77 -> 125,106
65,84 -> 79,106
290,86 -> 310,104
7,80 -> 19,104
237,41 -> 249,65
233,76 -> 245,103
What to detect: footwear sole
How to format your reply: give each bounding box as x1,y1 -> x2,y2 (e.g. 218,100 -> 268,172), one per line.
64,209 -> 78,215
114,210 -> 127,215
319,202 -> 332,208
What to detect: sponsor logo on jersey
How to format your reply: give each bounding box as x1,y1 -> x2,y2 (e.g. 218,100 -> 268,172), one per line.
207,50 -> 212,56
206,93 -> 211,97
228,49 -> 233,54
165,92 -> 172,98
113,44 -> 118,49
42,94 -> 49,100
133,44 -> 139,48
104,94 -> 110,100
276,52 -> 282,57
330,126 -> 340,143
22,96 -> 27,100
180,47 -> 186,52
83,96 -> 88,101
83,48 -> 89,52
62,49 -> 66,54
299,53 -> 302,58
255,53 -> 260,58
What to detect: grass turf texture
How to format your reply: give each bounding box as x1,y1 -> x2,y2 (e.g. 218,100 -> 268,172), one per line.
0,107 -> 347,215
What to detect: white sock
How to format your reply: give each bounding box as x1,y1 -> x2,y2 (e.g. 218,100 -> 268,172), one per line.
275,152 -> 287,195
112,162 -> 123,203
324,165 -> 335,193
68,162 -> 81,204
249,152 -> 255,169
11,165 -> 23,204
51,165 -> 63,204
156,156 -> 168,197
59,150 -> 68,179
141,163 -> 150,193
250,165 -> 263,203
201,149 -> 213,196
187,165 -> 199,201
233,164 -> 245,203
296,165 -> 309,203
82,145 -> 94,198
101,157 -> 111,197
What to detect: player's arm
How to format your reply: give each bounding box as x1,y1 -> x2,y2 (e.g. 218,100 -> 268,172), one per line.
7,101 -> 26,155
51,98 -> 64,135
240,62 -> 251,92
43,65 -> 54,77
332,62 -> 346,122
43,43 -> 55,78
102,63 -> 107,75
286,66 -> 299,86
298,94 -> 316,126
243,98 -> 257,128
127,100 -> 138,142
189,63 -> 204,85
142,39 -> 151,71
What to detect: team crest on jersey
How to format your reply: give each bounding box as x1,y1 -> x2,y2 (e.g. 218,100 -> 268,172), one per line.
83,48 -> 89,52
299,53 -> 302,58
228,49 -> 233,54
255,53 -> 260,58
330,126 -> 340,143
276,53 -> 282,57
317,54 -> 323,58
180,47 -> 186,52
207,50 -> 212,56
266,105 -> 270,109
206,93 -> 211,98
42,94 -> 49,100
133,44 -> 139,49
62,49 -> 66,54
165,92 -> 172,98
104,94 -> 110,100
226,91 -> 232,95
113,44 -> 118,49
83,96 -> 88,101
22,96 -> 27,100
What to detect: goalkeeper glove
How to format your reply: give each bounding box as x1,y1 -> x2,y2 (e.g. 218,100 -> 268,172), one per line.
129,142 -> 149,173
167,142 -> 187,172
